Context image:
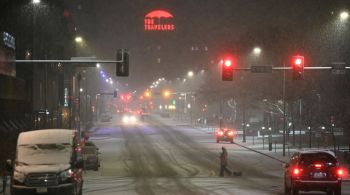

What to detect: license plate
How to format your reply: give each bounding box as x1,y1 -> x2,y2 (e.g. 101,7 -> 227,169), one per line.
313,172 -> 326,178
36,187 -> 48,193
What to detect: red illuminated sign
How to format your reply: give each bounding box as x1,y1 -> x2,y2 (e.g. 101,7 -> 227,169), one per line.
144,10 -> 175,31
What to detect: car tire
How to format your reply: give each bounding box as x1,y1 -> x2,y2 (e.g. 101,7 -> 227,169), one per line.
291,183 -> 299,195
291,185 -> 298,195
334,186 -> 341,195
78,182 -> 83,195
10,187 -> 21,195
284,180 -> 291,194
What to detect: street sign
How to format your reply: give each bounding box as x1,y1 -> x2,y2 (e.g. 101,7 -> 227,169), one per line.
331,62 -> 346,75
251,66 -> 272,73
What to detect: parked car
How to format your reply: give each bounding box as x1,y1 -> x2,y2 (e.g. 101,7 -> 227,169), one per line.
10,129 -> 84,195
83,141 -> 100,171
284,150 -> 343,195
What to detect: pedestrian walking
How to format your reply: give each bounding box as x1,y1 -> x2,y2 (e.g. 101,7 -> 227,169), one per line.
2,159 -> 12,194
219,147 -> 232,177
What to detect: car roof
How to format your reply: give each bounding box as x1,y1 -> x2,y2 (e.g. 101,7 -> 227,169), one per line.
18,129 -> 76,145
298,150 -> 336,157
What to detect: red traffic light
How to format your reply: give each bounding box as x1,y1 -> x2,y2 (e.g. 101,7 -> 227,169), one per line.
292,56 -> 304,67
291,55 -> 305,80
224,60 -> 232,67
221,57 -> 235,81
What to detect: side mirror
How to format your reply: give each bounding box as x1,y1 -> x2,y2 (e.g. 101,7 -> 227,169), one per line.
75,159 -> 84,169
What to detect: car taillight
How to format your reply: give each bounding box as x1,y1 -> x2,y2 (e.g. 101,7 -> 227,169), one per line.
293,168 -> 302,176
228,131 -> 234,136
217,131 -> 224,136
337,169 -> 343,177
314,164 -> 322,168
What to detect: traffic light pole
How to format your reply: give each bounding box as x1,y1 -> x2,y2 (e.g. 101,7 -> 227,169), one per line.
282,63 -> 286,157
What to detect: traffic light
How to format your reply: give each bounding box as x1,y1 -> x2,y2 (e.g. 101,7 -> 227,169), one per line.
113,90 -> 118,98
291,55 -> 304,80
221,58 -> 234,81
116,49 -> 129,77
145,91 -> 151,98
163,90 -> 171,98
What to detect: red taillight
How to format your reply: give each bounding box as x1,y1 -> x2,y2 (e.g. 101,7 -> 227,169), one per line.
293,168 -> 302,176
337,169 -> 343,176
228,131 -> 234,136
314,164 -> 322,168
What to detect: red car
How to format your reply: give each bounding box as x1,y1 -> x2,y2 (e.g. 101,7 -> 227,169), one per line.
216,128 -> 236,143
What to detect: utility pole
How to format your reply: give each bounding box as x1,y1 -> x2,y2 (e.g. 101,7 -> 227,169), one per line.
242,95 -> 246,143
77,73 -> 81,137
283,63 -> 286,157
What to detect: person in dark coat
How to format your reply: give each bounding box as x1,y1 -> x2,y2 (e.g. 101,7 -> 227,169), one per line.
219,147 -> 232,177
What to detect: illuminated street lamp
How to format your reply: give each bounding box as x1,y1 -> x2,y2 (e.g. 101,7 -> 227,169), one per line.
96,63 -> 101,68
32,0 -> 41,4
75,36 -> 83,43
340,11 -> 349,21
79,88 -> 83,92
253,47 -> 262,55
187,71 -> 194,78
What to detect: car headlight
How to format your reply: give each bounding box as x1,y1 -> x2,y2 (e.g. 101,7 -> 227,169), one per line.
13,169 -> 26,183
60,169 -> 73,181
130,116 -> 136,123
122,116 -> 129,123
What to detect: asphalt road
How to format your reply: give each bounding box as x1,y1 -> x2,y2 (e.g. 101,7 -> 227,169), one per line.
82,115 -> 350,195
3,115 -> 347,195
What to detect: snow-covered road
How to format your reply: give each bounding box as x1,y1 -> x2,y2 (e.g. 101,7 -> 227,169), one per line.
81,115 -> 350,195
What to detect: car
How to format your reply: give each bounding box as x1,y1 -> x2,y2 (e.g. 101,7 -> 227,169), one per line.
82,141 -> 100,171
216,128 -> 236,143
122,114 -> 137,124
10,129 -> 84,195
284,150 -> 343,195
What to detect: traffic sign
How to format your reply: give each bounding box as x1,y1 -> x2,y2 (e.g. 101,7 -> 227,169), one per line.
251,66 -> 272,73
331,62 -> 346,75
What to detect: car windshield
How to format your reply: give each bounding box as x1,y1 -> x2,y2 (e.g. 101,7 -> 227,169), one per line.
17,143 -> 72,165
300,153 -> 337,166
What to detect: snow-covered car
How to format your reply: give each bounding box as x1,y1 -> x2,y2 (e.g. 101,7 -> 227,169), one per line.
10,129 -> 84,195
216,128 -> 236,143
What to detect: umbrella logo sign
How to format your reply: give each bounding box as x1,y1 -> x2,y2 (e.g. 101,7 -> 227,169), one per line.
144,10 -> 175,31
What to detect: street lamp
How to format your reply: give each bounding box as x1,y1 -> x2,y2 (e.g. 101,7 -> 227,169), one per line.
253,47 -> 262,55
340,11 -> 349,21
32,0 -> 41,4
75,36 -> 83,43
80,88 -> 83,92
187,71 -> 194,78
96,63 -> 101,68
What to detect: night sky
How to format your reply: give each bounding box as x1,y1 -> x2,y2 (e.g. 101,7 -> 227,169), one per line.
71,0 -> 348,91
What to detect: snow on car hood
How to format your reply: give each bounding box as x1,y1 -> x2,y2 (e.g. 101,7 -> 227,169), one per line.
15,164 -> 70,175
